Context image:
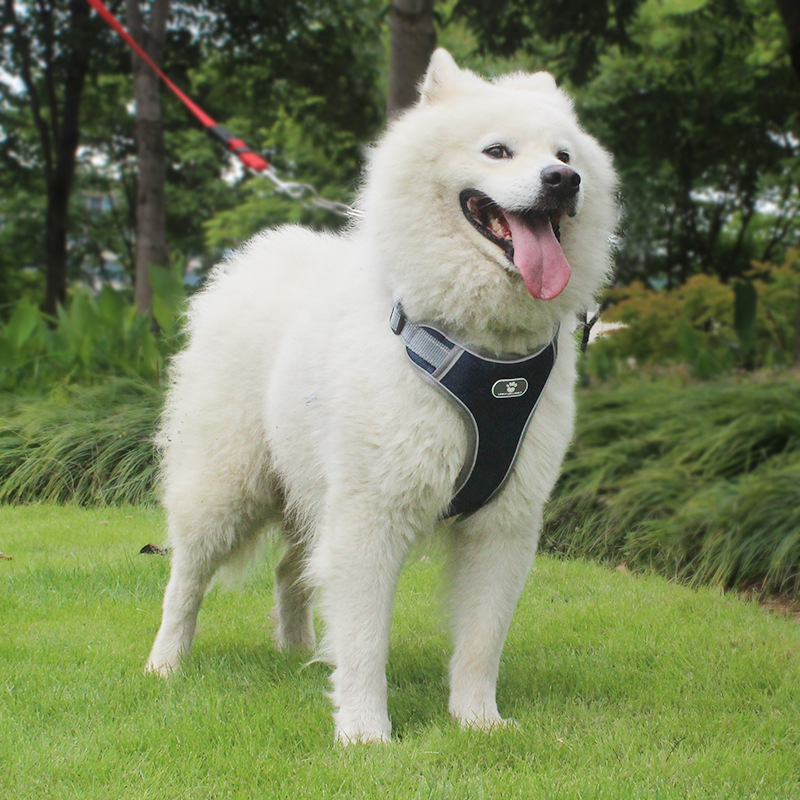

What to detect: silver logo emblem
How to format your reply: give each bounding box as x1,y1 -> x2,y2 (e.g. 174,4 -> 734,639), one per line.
492,378 -> 528,398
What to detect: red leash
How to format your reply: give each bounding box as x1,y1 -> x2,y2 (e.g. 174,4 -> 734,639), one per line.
86,0 -> 269,173
86,0 -> 357,217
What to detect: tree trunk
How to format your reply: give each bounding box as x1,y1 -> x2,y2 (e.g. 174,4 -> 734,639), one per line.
387,0 -> 436,119
774,0 -> 800,363
43,170 -> 72,318
127,0 -> 170,318
776,0 -> 800,82
9,0 -> 94,317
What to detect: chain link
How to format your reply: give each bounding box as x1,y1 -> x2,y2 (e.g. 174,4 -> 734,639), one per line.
254,167 -> 362,220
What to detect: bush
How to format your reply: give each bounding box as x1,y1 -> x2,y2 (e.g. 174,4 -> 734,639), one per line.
0,263 -> 188,391
2,369 -> 798,600
0,380 -> 161,505
542,377 -> 800,597
586,252 -> 800,380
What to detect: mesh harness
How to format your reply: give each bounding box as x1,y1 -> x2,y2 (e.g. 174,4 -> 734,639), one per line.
390,302 -> 557,518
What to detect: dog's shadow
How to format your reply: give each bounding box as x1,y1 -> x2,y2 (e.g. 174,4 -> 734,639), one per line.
188,641 -> 327,689
182,637 -> 657,743
386,642 -> 451,740
184,639 -> 451,740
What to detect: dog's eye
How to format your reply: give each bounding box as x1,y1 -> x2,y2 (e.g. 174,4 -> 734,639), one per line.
483,144 -> 513,160
556,150 -> 571,164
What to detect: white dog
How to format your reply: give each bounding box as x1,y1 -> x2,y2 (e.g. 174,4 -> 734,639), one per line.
146,49 -> 617,744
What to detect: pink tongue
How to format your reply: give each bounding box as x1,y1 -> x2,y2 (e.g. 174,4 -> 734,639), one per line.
506,213 -> 571,300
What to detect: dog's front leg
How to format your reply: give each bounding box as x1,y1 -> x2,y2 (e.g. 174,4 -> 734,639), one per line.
310,502 -> 411,744
446,512 -> 541,729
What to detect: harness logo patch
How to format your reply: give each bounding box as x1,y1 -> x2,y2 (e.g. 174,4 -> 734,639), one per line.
491,378 -> 529,398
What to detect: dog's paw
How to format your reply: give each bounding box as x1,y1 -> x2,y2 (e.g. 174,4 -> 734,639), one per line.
335,726 -> 392,745
450,699 -> 517,732
457,715 -> 519,732
144,654 -> 180,678
334,711 -> 392,745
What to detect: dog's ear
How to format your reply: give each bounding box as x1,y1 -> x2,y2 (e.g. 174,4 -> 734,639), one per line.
497,71 -> 559,94
495,71 -> 575,111
418,49 -> 464,105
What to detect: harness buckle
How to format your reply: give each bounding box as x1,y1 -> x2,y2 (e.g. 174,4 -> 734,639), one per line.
389,303 -> 406,335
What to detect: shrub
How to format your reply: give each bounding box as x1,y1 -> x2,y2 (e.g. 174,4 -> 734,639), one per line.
0,380 -> 161,505
542,378 -> 800,597
0,263 -> 188,391
586,252 -> 800,380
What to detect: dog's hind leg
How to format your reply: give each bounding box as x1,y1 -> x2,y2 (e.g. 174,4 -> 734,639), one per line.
446,510 -> 542,729
272,532 -> 316,652
145,542 -> 215,676
145,503 -> 267,677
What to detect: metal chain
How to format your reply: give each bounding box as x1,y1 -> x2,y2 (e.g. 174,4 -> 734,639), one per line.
253,167 -> 362,220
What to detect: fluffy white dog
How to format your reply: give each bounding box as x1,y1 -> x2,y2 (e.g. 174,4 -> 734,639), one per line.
146,49 -> 617,744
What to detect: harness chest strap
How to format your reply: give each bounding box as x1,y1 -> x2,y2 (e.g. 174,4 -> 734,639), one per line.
390,302 -> 557,518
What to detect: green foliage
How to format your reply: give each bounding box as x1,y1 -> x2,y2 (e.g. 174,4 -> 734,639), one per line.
0,380 -> 161,505
3,507 -> 800,798
577,0 -> 800,286
0,275 -> 187,390
1,0 -> 384,311
149,260 -> 189,337
453,0 -> 642,84
542,378 -> 800,597
166,0 -> 384,260
586,253 -> 800,379
733,278 -> 758,367
202,106 -> 360,252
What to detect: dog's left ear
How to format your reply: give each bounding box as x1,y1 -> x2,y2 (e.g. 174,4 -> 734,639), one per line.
496,71 -> 559,94
494,71 -> 575,111
419,49 -> 465,105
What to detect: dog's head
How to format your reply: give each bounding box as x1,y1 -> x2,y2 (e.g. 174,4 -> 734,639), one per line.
361,49 -> 618,349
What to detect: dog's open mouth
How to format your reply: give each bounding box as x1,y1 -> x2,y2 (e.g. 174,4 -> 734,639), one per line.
460,189 -> 572,300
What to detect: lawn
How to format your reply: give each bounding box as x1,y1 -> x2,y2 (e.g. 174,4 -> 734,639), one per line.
2,505 -> 799,799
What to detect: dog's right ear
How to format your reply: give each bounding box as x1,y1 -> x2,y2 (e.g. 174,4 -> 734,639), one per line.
418,49 -> 463,105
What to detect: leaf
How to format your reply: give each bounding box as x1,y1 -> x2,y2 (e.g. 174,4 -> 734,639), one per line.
148,263 -> 187,335
4,299 -> 43,348
139,543 -> 169,556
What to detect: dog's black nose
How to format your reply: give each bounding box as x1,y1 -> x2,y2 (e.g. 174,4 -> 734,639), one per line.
541,165 -> 581,199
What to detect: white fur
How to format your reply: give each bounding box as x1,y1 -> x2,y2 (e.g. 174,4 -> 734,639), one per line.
145,49 -> 617,744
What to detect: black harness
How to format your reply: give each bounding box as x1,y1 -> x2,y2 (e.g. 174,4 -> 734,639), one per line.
390,303 -> 557,518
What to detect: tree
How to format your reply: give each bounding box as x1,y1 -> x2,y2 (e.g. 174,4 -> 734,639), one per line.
453,0 -> 641,84
189,0 -> 384,249
1,0 -> 103,316
583,1 -> 799,288
775,0 -> 800,82
126,0 -> 170,317
387,0 -> 436,117
774,0 -> 800,363
455,0 -> 800,289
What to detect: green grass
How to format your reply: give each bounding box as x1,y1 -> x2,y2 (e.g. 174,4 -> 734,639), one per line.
2,506 -> 799,799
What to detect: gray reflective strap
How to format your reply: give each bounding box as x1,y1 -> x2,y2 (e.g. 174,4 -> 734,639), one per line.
403,326 -> 453,369
390,302 -> 455,371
